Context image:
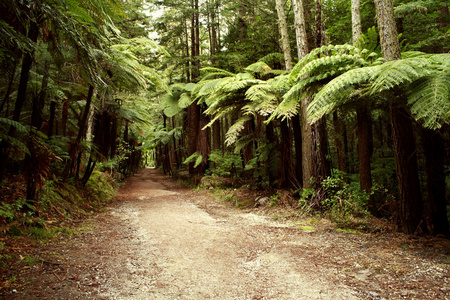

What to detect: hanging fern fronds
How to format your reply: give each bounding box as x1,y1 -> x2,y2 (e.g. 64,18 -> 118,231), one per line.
225,115 -> 252,146
306,66 -> 377,123
296,54 -> 369,80
290,44 -> 359,80
369,57 -> 434,94
408,74 -> 450,130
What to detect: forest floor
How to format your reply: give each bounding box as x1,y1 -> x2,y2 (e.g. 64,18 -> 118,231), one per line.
0,168 -> 449,299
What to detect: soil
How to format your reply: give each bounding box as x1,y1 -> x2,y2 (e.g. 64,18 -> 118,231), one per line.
1,168 -> 449,299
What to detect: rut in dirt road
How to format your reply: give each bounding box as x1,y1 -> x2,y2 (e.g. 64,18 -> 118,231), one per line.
101,168 -> 359,299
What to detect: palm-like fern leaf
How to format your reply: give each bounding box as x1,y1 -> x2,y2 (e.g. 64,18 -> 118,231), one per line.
369,57 -> 433,94
225,115 -> 252,146
408,74 -> 450,129
307,66 -> 377,122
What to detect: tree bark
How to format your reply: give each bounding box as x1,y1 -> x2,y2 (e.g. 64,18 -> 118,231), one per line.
351,0 -> 363,44
331,111 -> 346,172
63,85 -> 95,180
293,0 -> 315,188
292,115 -> 303,186
420,129 -> 449,236
374,0 -> 424,234
357,106 -> 375,212
275,0 -> 293,70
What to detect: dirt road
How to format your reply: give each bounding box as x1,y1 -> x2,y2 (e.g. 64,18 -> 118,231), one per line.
4,168 -> 449,299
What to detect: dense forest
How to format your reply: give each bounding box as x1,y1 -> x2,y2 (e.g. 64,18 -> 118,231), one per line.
0,0 -> 449,237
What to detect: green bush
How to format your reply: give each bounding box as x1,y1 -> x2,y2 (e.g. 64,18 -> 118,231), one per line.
207,150 -> 243,177
321,173 -> 370,214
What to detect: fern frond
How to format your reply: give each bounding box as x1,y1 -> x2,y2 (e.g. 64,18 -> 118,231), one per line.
408,74 -> 450,129
244,61 -> 272,74
395,1 -> 427,18
258,53 -> 285,66
200,67 -> 235,77
307,66 -> 377,123
369,57 -> 433,94
297,54 -> 368,80
225,115 -> 252,146
0,118 -> 28,134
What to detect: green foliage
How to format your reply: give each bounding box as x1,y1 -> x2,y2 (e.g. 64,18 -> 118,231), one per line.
321,173 -> 370,221
207,150 -> 243,177
183,152 -> 203,169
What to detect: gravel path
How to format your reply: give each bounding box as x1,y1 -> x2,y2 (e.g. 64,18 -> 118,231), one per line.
4,168 -> 449,299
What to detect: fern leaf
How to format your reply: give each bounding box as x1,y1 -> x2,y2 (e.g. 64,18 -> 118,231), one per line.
408,74 -> 450,129
369,57 -> 433,94
307,66 -> 376,123
225,115 -> 252,146
0,118 -> 28,134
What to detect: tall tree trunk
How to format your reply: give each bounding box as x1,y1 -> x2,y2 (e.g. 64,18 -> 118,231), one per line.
332,112 -> 346,172
293,0 -> 315,188
351,0 -> 362,44
279,120 -> 297,188
312,0 -> 331,183
31,61 -> 50,130
421,129 -> 449,236
357,106 -> 375,212
292,115 -> 303,186
63,85 -> 95,180
374,0 -> 424,234
353,0 -> 374,210
275,0 -> 293,70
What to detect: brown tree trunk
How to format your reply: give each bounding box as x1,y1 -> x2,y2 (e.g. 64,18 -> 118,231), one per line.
312,0 -> 331,183
357,106 -> 375,212
375,0 -> 424,234
63,85 -> 95,180
332,112 -> 346,172
293,0 -> 315,188
390,103 -> 423,233
292,115 -> 303,186
421,129 -> 449,236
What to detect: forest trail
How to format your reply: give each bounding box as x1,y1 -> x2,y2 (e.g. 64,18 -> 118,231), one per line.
5,168 -> 449,299
103,168 -> 358,299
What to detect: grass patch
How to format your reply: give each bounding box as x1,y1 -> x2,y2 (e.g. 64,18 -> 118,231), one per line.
336,228 -> 363,234
296,225 -> 316,231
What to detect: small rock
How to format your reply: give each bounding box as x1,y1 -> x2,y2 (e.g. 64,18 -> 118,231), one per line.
254,196 -> 270,207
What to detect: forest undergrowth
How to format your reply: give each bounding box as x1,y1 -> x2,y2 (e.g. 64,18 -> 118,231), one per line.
0,171 -> 117,275
174,169 -> 394,235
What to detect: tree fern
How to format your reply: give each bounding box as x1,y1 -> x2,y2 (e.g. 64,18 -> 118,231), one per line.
408,74 -> 450,129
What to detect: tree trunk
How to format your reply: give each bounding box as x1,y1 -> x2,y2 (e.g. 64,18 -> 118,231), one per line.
47,100 -> 56,138
351,0 -> 362,44
275,0 -> 293,70
421,129 -> 449,236
357,106 -> 375,212
293,0 -> 315,188
292,115 -> 303,186
312,0 -> 331,183
375,0 -> 424,234
390,103 -> 423,233
332,112 -> 346,172
63,85 -> 95,180
279,120 -> 297,188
